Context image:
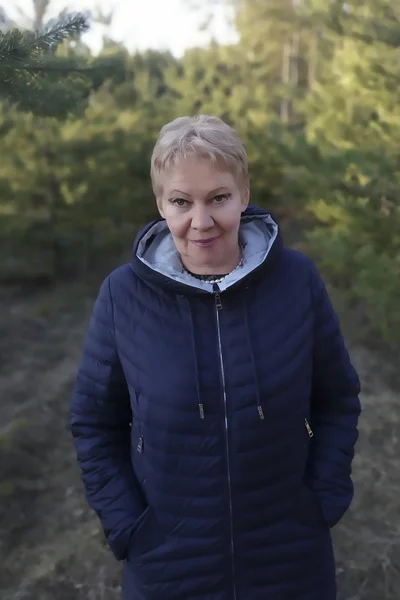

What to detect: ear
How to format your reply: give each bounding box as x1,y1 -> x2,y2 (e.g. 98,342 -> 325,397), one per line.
156,196 -> 165,219
241,183 -> 250,210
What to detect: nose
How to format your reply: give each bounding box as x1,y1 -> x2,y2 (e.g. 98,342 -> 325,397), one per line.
190,206 -> 214,230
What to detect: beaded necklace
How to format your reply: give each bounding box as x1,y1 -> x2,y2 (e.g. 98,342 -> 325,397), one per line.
182,243 -> 244,285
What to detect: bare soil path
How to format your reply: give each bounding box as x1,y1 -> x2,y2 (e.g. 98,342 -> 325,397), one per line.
0,281 -> 398,599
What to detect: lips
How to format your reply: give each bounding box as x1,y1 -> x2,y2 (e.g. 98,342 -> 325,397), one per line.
191,237 -> 219,248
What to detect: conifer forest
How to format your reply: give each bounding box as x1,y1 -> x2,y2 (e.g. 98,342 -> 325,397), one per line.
0,1 -> 399,598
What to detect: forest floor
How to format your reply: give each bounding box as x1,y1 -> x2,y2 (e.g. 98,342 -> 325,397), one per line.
0,272 -> 399,600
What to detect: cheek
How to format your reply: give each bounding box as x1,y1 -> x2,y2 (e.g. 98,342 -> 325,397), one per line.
220,213 -> 241,234
165,214 -> 189,241
218,200 -> 243,230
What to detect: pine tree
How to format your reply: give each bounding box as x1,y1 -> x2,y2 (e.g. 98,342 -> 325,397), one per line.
299,0 -> 400,342
231,0 -> 309,124
0,12 -> 89,115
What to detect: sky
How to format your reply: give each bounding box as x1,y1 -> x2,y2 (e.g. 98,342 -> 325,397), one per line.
4,0 -> 238,57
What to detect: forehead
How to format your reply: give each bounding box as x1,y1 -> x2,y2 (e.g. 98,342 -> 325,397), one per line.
162,156 -> 238,195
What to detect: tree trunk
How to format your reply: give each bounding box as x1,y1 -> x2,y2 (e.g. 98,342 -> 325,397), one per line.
48,176 -> 63,279
280,41 -> 291,123
33,0 -> 50,31
291,31 -> 300,88
308,30 -> 318,89
43,143 -> 63,279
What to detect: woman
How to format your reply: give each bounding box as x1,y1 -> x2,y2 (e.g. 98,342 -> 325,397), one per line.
70,115 -> 361,600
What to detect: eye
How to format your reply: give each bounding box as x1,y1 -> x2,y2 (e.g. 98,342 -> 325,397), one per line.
170,198 -> 188,207
214,193 -> 230,203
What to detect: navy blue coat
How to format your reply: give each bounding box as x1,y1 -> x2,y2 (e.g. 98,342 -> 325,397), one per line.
71,205 -> 361,600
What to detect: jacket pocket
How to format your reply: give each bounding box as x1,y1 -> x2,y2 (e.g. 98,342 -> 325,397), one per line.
127,505 -> 165,562
298,483 -> 328,530
132,421 -> 146,487
298,419 -> 328,529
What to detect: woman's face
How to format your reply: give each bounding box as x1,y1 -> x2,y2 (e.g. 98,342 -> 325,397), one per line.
157,156 -> 249,274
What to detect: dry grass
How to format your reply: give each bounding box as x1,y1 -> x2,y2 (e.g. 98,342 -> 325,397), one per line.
0,279 -> 399,599
333,344 -> 400,599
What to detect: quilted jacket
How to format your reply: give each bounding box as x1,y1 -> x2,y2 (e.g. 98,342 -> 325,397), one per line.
70,204 -> 361,599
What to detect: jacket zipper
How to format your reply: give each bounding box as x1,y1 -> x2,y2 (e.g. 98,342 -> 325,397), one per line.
215,289 -> 237,600
305,418 -> 313,438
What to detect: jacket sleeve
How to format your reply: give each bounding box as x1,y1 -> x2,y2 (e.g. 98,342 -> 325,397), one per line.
70,275 -> 145,560
308,262 -> 361,528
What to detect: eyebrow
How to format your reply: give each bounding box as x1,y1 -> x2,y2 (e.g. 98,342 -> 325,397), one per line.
169,186 -> 229,197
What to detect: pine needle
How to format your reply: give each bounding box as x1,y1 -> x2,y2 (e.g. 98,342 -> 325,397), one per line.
0,12 -> 90,113
0,13 -> 88,63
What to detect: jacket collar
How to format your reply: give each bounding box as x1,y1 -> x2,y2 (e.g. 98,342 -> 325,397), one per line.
131,204 -> 283,296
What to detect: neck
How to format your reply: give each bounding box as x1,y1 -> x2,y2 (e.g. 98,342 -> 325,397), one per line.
181,242 -> 243,276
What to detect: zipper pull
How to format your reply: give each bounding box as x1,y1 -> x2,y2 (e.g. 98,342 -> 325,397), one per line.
213,283 -> 223,310
215,293 -> 222,311
305,418 -> 313,438
137,436 -> 144,454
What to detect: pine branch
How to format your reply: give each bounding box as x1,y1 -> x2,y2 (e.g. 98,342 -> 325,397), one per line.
338,182 -> 400,206
326,11 -> 400,48
0,13 -> 89,81
0,13 -> 90,114
0,13 -> 89,63
372,63 -> 400,84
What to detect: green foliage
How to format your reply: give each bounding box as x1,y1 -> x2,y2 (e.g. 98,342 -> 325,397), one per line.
295,1 -> 400,343
1,0 -> 399,343
0,84 -> 166,279
0,12 -> 90,116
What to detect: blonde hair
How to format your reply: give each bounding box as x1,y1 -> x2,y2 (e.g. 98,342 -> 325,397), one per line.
151,115 -> 249,196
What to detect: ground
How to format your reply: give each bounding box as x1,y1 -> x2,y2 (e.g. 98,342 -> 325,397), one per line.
0,278 -> 399,600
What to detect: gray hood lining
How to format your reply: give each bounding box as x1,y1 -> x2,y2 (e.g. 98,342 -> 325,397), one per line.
137,214 -> 278,292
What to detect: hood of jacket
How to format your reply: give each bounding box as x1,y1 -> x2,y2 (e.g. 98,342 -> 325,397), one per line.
131,204 -> 283,296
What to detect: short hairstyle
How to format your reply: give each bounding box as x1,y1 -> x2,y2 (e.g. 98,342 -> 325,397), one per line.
150,115 -> 249,196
